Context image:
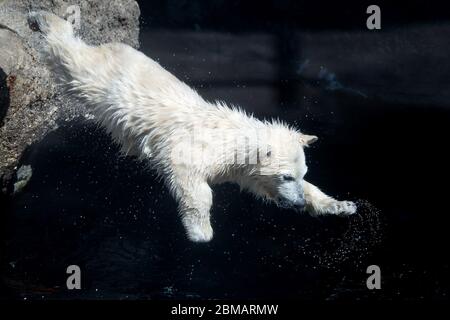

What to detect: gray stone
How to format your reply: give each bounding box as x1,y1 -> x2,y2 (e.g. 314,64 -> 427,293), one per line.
0,0 -> 140,194
13,164 -> 32,194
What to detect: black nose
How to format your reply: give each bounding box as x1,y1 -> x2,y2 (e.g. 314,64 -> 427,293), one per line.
294,198 -> 306,209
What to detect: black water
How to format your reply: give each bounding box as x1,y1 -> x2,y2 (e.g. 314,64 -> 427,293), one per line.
1,0 -> 449,300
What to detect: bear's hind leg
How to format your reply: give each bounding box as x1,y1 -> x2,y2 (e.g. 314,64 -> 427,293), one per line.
28,11 -> 73,37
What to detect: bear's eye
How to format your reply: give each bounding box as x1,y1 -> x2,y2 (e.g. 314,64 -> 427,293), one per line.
282,175 -> 295,182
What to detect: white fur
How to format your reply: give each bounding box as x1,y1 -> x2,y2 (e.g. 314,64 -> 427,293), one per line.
29,11 -> 356,242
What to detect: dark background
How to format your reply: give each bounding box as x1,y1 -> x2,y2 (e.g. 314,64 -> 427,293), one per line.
1,0 -> 449,300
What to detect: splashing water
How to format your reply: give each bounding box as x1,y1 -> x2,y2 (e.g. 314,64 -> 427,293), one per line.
299,200 -> 385,271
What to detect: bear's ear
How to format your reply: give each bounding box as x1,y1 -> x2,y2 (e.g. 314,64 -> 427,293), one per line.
299,134 -> 318,146
257,144 -> 272,162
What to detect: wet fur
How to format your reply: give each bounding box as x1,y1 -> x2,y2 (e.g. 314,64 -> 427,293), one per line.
28,11 -> 356,242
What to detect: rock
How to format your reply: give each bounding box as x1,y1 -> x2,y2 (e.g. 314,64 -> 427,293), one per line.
13,164 -> 32,194
0,0 -> 140,194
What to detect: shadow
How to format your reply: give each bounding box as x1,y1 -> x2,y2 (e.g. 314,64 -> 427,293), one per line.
0,66 -> 12,297
0,67 -> 9,127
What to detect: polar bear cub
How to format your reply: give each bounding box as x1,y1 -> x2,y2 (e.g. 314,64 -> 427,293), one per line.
28,11 -> 356,242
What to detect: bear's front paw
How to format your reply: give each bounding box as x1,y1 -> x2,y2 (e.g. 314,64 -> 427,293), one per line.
183,217 -> 213,243
324,200 -> 357,216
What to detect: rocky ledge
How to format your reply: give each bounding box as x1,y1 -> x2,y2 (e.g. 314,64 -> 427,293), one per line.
0,0 -> 140,194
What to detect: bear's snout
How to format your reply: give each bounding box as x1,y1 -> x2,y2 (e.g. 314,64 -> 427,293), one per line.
293,197 -> 306,210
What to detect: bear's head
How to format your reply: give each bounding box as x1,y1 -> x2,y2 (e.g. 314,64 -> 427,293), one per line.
243,126 -> 318,211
